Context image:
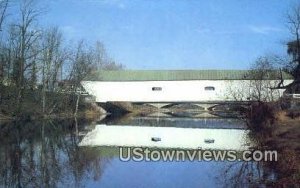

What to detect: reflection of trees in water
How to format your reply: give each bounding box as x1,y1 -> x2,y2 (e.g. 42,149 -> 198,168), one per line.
217,126 -> 277,187
0,119 -> 111,187
219,160 -> 275,187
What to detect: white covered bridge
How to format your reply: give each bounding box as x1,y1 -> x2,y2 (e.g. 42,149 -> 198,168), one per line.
81,70 -> 293,109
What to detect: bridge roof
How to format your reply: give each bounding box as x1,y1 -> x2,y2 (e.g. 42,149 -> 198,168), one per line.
84,70 -> 293,81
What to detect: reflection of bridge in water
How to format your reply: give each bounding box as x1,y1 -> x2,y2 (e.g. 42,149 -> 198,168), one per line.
80,114 -> 251,150
79,125 -> 251,150
84,114 -> 248,152
97,112 -> 248,130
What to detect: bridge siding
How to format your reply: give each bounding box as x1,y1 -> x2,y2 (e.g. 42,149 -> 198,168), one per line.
81,80 -> 293,103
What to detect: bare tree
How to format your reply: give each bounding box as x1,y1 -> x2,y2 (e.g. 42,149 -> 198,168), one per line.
8,0 -> 42,112
68,40 -> 95,116
41,27 -> 65,91
92,41 -> 124,70
0,0 -> 9,31
65,40 -> 123,116
248,57 -> 282,102
0,0 -> 9,84
226,57 -> 284,103
68,40 -> 94,86
40,27 -> 67,114
285,3 -> 300,93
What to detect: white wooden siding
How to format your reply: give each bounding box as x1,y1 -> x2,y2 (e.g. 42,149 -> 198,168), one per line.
81,80 -> 293,102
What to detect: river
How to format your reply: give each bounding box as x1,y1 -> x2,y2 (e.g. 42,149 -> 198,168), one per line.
0,114 -> 276,187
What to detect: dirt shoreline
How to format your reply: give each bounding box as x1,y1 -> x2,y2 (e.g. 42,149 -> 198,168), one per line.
260,111 -> 300,186
272,114 -> 300,154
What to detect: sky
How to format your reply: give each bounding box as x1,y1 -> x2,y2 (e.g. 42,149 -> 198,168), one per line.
17,0 -> 300,69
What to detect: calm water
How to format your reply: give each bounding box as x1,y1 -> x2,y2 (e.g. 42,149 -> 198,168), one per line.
0,115 -> 275,187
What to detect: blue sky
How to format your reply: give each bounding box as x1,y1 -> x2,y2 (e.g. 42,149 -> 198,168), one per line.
35,0 -> 299,69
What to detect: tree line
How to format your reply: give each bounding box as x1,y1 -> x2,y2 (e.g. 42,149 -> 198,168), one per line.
0,0 -> 123,118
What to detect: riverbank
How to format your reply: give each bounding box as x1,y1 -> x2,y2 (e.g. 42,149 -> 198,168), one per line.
0,110 -> 101,122
247,104 -> 300,186
0,101 -> 104,122
268,111 -> 300,186
272,111 -> 300,153
0,85 -> 106,121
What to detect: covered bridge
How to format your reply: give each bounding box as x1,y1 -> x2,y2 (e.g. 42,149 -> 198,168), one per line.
81,70 -> 293,103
